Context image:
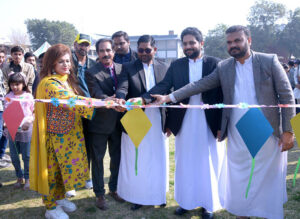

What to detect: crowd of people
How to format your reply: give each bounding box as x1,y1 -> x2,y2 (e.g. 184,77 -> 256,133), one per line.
282,60 -> 300,112
0,25 -> 297,219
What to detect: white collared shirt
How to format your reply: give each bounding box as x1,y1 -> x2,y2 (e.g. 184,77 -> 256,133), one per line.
234,55 -> 257,104
189,58 -> 203,83
143,63 -> 156,91
169,58 -> 203,102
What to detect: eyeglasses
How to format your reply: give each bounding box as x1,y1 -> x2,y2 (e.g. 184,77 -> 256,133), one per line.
138,48 -> 152,54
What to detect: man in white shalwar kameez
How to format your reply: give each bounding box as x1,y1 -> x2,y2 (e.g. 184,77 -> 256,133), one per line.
115,35 -> 169,211
152,25 -> 295,219
141,27 -> 226,218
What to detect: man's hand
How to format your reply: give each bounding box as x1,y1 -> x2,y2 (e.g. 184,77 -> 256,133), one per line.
104,94 -> 116,101
114,98 -> 127,112
150,94 -> 171,105
279,132 -> 294,152
217,130 -> 222,142
104,95 -> 116,109
165,128 -> 172,137
21,122 -> 30,131
127,97 -> 144,105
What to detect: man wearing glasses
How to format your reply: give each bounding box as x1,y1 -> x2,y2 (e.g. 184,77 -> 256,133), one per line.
112,31 -> 138,64
115,35 -> 169,211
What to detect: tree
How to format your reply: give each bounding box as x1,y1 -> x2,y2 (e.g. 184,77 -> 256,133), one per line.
247,0 -> 286,27
9,29 -> 30,46
247,0 -> 286,54
204,24 -> 230,59
279,8 -> 300,59
25,19 -> 78,50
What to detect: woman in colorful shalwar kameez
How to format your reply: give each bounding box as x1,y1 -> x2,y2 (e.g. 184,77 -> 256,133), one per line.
29,44 -> 97,219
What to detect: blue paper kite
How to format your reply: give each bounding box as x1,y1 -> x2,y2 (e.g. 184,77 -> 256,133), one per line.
236,108 -> 274,198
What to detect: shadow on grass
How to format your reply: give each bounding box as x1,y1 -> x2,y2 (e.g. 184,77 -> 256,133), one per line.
0,205 -> 45,219
70,196 -> 206,219
0,169 -> 17,183
0,185 -> 41,205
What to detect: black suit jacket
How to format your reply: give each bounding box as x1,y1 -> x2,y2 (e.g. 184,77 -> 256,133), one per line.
116,58 -> 169,130
113,48 -> 138,64
142,56 -> 223,137
85,62 -> 122,134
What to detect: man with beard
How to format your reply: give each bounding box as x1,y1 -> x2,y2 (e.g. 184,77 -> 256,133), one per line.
151,25 -> 295,219
66,33 -> 96,197
140,27 -> 225,218
85,38 -> 124,210
73,33 -> 96,97
115,35 -> 169,211
112,31 -> 138,64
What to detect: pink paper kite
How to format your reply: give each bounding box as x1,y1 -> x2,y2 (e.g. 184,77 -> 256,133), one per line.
3,101 -> 25,141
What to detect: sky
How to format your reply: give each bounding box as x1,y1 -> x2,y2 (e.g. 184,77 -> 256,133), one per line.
0,0 -> 299,40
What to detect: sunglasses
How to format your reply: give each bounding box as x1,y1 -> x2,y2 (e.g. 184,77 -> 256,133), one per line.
138,48 -> 152,54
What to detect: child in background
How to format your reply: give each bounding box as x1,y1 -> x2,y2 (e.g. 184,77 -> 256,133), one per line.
4,72 -> 34,190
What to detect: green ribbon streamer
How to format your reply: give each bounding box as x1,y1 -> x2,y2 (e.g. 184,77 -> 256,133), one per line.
135,148 -> 138,176
246,158 -> 255,198
293,157 -> 300,187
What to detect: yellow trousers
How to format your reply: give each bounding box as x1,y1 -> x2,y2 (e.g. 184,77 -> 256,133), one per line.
42,137 -> 66,210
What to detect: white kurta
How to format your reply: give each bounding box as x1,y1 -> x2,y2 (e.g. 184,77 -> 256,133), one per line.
174,58 -> 226,212
222,56 -> 287,218
117,63 -> 169,205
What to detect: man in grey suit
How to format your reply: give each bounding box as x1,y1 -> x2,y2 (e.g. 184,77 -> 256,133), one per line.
152,25 -> 295,219
85,38 -> 124,211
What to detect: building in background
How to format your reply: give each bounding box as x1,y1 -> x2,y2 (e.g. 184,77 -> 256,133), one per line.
89,31 -> 183,63
129,31 -> 183,63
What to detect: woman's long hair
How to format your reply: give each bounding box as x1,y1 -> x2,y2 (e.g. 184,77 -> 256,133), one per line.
39,44 -> 84,96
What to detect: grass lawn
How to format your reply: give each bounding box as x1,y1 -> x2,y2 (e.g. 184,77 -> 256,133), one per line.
0,136 -> 300,219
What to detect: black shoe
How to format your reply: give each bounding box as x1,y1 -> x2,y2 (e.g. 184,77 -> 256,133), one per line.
174,207 -> 188,216
0,182 -> 2,188
130,204 -> 142,211
201,208 -> 214,219
160,203 -> 167,208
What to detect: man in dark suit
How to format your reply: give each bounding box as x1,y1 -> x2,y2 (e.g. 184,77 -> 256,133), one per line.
115,35 -> 169,211
85,38 -> 124,211
140,27 -> 224,219
112,31 -> 138,64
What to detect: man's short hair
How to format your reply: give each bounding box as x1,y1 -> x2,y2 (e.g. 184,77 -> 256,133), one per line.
225,25 -> 251,38
137,35 -> 155,47
112,31 -> 129,42
95,38 -> 113,52
38,52 -> 45,60
180,27 -> 203,43
11,46 -> 24,54
24,52 -> 36,61
288,60 -> 294,67
0,50 -> 5,54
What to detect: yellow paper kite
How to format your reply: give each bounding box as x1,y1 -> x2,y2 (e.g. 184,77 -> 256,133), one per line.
121,108 -> 152,147
121,108 -> 152,175
290,114 -> 300,186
